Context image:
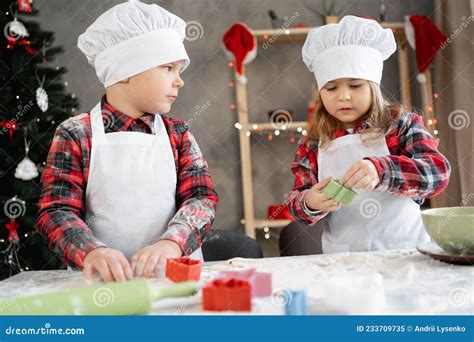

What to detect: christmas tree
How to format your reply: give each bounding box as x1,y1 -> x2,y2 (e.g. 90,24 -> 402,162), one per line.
0,0 -> 78,280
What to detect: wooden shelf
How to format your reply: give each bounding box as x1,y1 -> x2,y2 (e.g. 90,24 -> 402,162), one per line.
254,218 -> 292,229
245,121 -> 309,132
251,22 -> 405,46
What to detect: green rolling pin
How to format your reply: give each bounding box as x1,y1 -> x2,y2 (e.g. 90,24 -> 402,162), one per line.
0,279 -> 198,315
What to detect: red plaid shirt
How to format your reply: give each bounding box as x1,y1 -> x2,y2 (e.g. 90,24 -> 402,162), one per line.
36,96 -> 218,268
288,112 -> 451,224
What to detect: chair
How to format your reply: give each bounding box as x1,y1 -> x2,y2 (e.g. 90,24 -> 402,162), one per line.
202,229 -> 263,261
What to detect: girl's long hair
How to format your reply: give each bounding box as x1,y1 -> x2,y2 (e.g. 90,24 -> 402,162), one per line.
308,81 -> 402,149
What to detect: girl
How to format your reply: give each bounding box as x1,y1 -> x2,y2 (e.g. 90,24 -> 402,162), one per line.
288,15 -> 451,254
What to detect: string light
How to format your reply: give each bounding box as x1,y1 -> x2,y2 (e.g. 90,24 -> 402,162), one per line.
252,124 -> 258,130
297,127 -> 302,132
228,82 -> 234,87
229,104 -> 236,110
274,130 -> 280,136
234,122 -> 243,130
264,233 -> 270,239
290,137 -> 295,143
267,134 -> 273,141
227,62 -> 234,68
245,131 -> 251,137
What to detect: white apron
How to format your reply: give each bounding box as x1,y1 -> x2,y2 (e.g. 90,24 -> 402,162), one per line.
317,133 -> 429,254
84,102 -> 203,261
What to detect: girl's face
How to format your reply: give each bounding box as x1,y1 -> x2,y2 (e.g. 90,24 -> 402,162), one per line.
319,78 -> 372,129
126,60 -> 185,114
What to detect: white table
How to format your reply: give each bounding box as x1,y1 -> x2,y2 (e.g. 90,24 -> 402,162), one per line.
0,249 -> 472,315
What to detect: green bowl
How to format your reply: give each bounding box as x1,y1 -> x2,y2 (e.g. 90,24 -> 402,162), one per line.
421,207 -> 474,255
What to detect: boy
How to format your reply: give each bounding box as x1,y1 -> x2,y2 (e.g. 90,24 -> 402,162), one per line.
36,2 -> 217,283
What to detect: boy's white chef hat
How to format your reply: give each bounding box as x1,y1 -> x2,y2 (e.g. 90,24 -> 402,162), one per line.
302,15 -> 396,90
77,2 -> 190,88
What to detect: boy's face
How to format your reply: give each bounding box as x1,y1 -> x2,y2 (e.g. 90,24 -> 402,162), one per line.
123,60 -> 185,114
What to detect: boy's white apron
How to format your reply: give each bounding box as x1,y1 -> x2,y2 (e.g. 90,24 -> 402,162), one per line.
84,102 -> 203,260
317,133 -> 429,254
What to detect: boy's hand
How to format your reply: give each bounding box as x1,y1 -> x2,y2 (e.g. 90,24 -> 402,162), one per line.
304,177 -> 342,212
83,247 -> 133,283
341,160 -> 380,191
131,240 -> 183,278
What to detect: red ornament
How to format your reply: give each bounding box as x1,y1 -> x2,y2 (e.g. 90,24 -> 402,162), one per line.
17,0 -> 32,13
5,219 -> 20,244
0,121 -> 17,142
222,23 -> 257,75
405,16 -> 447,74
6,36 -> 37,56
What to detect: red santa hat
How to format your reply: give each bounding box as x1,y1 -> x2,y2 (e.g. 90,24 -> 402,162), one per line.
222,22 -> 257,84
404,15 -> 447,83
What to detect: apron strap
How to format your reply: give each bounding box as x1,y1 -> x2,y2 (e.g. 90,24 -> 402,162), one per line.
90,102 -> 105,137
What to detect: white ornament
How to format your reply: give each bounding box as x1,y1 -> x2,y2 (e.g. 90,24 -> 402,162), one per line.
15,134 -> 38,181
15,156 -> 38,180
236,74 -> 248,84
36,87 -> 48,112
416,73 -> 427,83
5,18 -> 29,39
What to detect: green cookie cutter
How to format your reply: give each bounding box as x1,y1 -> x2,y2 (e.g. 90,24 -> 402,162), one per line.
323,178 -> 358,206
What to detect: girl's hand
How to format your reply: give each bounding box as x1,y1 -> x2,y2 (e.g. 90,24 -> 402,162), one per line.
131,240 -> 183,278
341,160 -> 380,191
304,177 -> 342,212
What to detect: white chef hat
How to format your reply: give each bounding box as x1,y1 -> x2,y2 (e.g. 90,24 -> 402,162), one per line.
77,2 -> 190,88
302,15 -> 396,90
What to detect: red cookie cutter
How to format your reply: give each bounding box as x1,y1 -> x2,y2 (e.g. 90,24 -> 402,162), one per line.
219,268 -> 272,297
166,257 -> 202,282
202,278 -> 252,311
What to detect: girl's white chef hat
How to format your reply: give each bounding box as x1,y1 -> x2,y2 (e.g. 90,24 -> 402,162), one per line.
302,15 -> 396,90
77,2 -> 190,88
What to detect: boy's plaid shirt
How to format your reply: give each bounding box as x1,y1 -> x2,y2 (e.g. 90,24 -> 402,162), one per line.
36,97 -> 218,268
